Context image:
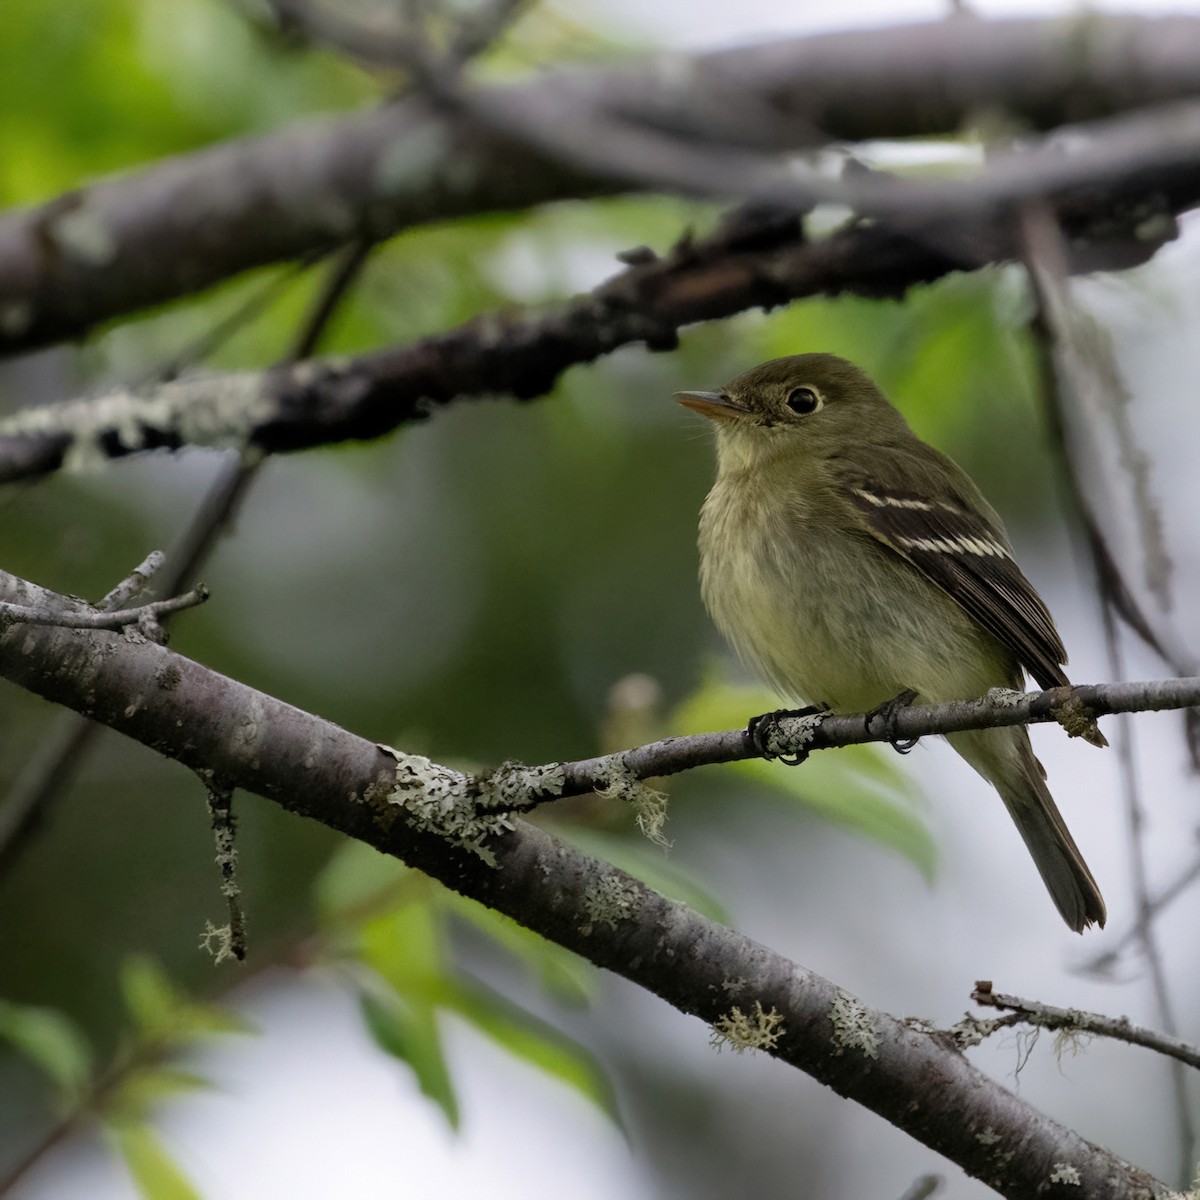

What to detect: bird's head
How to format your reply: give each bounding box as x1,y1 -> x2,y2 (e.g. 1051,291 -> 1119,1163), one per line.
677,353 -> 907,474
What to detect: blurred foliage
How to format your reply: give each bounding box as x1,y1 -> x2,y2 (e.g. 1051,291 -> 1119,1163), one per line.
0,0 -> 1078,1194
320,840 -> 616,1129
672,678 -> 935,880
0,957 -> 250,1198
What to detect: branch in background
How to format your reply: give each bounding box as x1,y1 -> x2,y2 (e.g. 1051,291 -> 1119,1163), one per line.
967,983 -> 1200,1073
1083,855 -> 1200,978
1022,201 -> 1200,776
261,0 -> 529,73
0,568 -> 1172,1197
1020,204 -> 1198,1182
461,59 -> 1200,233
0,172 -> 1181,487
0,243 -> 376,871
4,13 -> 1200,354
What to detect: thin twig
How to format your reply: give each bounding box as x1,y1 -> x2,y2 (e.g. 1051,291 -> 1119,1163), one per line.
1083,855 -> 1200,975
494,677 -> 1200,808
0,243 -> 376,871
96,550 -> 165,610
969,984 -> 1200,1072
202,781 -> 246,963
0,587 -> 208,631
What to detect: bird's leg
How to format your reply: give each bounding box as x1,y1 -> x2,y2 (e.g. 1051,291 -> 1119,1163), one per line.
864,689 -> 920,754
748,705 -> 829,766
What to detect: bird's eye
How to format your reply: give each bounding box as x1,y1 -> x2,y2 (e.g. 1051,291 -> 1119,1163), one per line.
786,386 -> 820,415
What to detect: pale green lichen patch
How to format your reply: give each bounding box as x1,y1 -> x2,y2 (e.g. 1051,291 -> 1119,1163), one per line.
0,373 -> 273,472
985,687 -> 1027,707
1049,1164 -> 1081,1186
595,756 -> 671,848
477,759 -> 566,809
975,1127 -> 1001,1147
199,919 -> 237,965
757,710 -> 825,760
579,874 -> 639,932
380,747 -> 513,866
829,990 -> 880,1058
710,1000 -> 785,1055
48,204 -> 118,266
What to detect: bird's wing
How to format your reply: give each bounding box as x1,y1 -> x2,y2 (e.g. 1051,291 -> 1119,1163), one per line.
843,477 -> 1069,690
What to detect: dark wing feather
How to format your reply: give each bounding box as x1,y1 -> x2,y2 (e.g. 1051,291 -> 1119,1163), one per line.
847,483 -> 1069,689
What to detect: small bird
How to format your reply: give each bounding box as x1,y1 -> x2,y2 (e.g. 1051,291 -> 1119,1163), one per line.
678,353 -> 1106,932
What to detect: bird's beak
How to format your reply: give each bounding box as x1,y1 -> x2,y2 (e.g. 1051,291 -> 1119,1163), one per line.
675,390 -> 742,421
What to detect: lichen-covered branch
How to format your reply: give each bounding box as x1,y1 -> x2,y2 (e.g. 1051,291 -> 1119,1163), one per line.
3,12 -> 1200,354
0,566 -> 1173,1196
514,678 -> 1200,806
968,984 -> 1200,1072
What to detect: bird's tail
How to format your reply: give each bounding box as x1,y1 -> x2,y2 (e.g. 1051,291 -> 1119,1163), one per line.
950,728 -> 1106,933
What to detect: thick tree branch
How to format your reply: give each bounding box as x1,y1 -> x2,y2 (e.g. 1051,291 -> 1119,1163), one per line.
3,13 -> 1200,354
0,566 -> 1181,1196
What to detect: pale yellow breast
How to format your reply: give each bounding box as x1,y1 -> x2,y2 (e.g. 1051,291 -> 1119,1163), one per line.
697,473 -> 1014,711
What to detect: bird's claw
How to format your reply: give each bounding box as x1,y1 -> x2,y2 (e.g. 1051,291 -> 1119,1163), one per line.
748,705 -> 828,766
865,689 -> 920,754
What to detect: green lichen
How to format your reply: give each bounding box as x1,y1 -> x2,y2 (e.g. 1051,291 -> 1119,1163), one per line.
829,990 -> 879,1059
710,1000 -> 785,1055
579,873 -> 639,932
381,747 -> 513,866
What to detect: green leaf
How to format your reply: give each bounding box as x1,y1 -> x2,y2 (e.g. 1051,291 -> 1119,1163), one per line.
0,999 -> 92,1098
119,956 -> 252,1042
673,677 -> 937,879
358,988 -> 460,1130
445,977 -> 620,1128
358,900 -> 449,1004
110,1067 -> 213,1124
109,1120 -> 202,1200
314,838 -> 412,928
120,956 -> 188,1038
441,896 -> 596,1007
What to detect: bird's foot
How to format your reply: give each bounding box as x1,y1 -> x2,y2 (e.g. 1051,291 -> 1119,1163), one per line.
865,690 -> 920,754
748,705 -> 829,766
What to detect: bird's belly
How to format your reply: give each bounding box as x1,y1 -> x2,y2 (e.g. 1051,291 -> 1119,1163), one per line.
699,502 -> 1006,711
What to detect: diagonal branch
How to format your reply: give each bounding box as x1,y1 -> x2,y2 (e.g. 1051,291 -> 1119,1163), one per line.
0,566 -> 1174,1197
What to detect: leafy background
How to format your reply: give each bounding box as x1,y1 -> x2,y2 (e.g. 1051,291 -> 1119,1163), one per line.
0,1 -> 1198,1197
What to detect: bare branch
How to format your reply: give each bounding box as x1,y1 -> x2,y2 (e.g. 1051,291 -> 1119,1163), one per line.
4,13 -> 1200,353
0,585 -> 207,632
1021,205 -> 1199,1177
0,179 -> 1178,485
970,984 -> 1200,1073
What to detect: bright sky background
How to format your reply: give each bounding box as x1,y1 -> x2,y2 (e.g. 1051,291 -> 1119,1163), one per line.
572,0 -> 1200,47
